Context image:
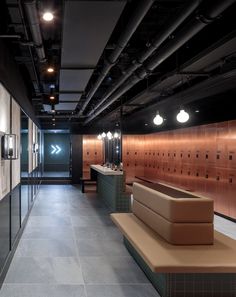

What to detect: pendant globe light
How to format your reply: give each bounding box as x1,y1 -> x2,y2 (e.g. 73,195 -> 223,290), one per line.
101,132 -> 106,138
153,111 -> 164,126
176,109 -> 189,123
106,131 -> 113,140
176,75 -> 190,124
97,134 -> 102,140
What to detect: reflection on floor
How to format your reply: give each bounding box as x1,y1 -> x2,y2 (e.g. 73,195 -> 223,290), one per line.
0,185 -> 159,297
43,171 -> 70,178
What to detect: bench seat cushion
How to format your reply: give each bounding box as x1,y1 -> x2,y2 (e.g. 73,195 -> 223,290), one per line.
133,200 -> 213,245
111,213 -> 236,273
133,182 -> 213,223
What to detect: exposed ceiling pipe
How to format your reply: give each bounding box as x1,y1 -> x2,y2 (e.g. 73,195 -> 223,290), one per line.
87,0 -> 200,117
78,0 -> 155,116
23,0 -> 46,63
18,0 -> 42,93
0,35 -> 21,39
84,0 -> 236,125
127,68 -> 236,120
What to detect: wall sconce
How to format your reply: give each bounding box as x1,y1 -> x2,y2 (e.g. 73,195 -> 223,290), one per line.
33,143 -> 39,154
1,134 -> 18,160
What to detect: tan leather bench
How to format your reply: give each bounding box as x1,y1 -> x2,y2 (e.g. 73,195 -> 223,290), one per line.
132,182 -> 214,244
111,213 -> 236,273
133,199 -> 213,245
133,182 -> 213,223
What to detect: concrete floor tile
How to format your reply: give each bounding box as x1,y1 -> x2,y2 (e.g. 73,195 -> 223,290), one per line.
0,284 -> 85,297
4,257 -> 83,284
86,284 -> 160,297
15,239 -> 77,257
80,256 -> 149,284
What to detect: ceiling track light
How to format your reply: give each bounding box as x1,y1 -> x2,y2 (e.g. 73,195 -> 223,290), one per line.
153,111 -> 164,126
176,109 -> 189,123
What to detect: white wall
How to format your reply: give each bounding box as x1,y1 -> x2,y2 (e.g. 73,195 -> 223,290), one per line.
28,118 -> 33,173
12,99 -> 21,189
0,83 -> 11,200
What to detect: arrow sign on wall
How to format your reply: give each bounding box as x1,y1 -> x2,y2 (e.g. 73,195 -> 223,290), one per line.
51,145 -> 61,155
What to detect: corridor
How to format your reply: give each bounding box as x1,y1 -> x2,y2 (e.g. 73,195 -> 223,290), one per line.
0,185 -> 159,297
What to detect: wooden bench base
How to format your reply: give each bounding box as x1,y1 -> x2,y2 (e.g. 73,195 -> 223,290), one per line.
124,237 -> 236,297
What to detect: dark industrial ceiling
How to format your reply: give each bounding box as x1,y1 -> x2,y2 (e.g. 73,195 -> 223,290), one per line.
1,0 -> 236,133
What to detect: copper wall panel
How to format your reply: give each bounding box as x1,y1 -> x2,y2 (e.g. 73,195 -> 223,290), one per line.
228,169 -> 236,218
82,135 -> 103,177
123,120 -> 236,219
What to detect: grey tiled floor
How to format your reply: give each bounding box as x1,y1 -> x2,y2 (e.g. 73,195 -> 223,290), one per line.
0,185 -> 159,297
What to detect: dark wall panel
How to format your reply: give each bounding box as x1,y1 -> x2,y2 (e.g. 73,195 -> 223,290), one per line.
11,185 -> 20,246
71,135 -> 83,184
0,194 -> 10,273
0,41 -> 39,125
21,185 -> 28,224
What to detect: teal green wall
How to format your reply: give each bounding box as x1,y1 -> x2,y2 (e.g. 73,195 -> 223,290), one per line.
44,133 -> 70,171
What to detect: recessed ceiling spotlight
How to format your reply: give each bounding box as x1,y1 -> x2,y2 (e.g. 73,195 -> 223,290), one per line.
52,118 -> 55,121
195,110 -> 200,113
43,12 -> 54,22
145,123 -> 148,126
52,123 -> 55,126
47,67 -> 54,73
49,96 -> 55,100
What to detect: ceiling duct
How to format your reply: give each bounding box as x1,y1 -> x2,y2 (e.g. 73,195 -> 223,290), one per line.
91,31 -> 236,122
87,0 -> 200,117
127,67 -> 236,122
23,0 -> 46,63
84,0 -> 236,125
58,1 -> 126,107
78,0 -> 155,116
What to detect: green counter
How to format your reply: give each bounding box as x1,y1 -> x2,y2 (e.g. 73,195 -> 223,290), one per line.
91,165 -> 131,212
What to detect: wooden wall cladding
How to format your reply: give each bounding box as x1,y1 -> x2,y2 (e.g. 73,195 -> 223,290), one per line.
123,120 -> 236,219
82,135 -> 103,177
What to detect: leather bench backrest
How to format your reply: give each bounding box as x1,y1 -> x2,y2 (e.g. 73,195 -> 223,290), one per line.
133,182 -> 213,223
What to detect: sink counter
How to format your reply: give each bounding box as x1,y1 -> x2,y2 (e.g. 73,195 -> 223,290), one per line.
90,165 -> 130,212
90,164 -> 123,176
